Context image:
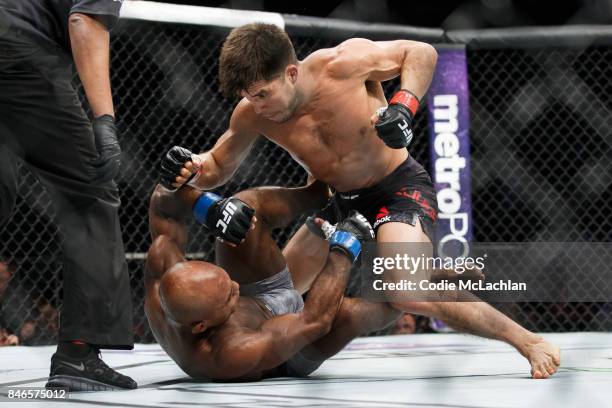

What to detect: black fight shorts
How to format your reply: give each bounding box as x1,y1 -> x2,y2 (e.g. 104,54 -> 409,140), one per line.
310,156 -> 438,243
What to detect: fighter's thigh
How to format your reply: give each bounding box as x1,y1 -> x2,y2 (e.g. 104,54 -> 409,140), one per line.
376,219 -> 437,315
283,224 -> 329,294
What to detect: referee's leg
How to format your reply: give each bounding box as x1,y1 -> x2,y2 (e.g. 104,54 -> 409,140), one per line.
0,40 -> 136,390
11,75 -> 134,347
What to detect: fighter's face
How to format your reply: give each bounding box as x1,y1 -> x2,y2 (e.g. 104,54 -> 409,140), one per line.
242,68 -> 299,123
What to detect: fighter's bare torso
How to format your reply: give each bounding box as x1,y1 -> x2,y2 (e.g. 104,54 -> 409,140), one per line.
239,48 -> 408,192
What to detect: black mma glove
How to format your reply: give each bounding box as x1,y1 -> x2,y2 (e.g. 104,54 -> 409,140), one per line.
193,192 -> 255,245
374,89 -> 420,149
160,146 -> 202,190
92,115 -> 121,183
329,211 -> 375,263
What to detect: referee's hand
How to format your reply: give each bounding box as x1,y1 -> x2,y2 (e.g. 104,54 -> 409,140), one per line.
92,114 -> 121,183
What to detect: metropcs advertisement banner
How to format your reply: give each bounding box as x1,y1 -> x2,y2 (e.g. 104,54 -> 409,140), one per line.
427,46 -> 473,258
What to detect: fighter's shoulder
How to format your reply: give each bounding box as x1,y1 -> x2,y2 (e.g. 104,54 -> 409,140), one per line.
300,47 -> 338,78
319,38 -> 374,78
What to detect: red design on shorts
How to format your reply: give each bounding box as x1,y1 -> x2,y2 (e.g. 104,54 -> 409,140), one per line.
395,189 -> 438,221
376,206 -> 389,220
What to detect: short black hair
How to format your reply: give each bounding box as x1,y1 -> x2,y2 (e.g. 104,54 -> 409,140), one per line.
219,23 -> 297,97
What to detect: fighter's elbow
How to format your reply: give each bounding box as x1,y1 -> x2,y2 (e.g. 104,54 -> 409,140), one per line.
415,42 -> 438,68
312,321 -> 333,340
69,12 -> 97,32
69,12 -> 111,38
68,13 -> 85,25
403,41 -> 437,69
303,314 -> 334,339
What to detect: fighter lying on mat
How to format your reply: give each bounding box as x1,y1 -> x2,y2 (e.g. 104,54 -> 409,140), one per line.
145,182 -> 401,381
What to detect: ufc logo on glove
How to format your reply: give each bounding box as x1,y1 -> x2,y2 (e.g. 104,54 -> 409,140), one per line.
216,201 -> 238,233
398,120 -> 412,141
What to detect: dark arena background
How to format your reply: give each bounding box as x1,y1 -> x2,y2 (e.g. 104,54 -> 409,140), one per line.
1,1 -> 611,406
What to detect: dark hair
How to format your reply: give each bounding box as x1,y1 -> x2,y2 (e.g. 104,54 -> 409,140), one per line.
219,23 -> 297,98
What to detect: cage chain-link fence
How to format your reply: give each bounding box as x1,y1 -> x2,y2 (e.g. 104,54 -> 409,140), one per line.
468,46 -> 612,331
1,19 -> 610,345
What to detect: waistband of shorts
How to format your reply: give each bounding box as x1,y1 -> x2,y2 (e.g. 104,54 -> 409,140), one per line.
239,267 -> 294,297
335,155 -> 421,200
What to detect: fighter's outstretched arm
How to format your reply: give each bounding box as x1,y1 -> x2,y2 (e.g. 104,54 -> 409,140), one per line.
161,100 -> 261,191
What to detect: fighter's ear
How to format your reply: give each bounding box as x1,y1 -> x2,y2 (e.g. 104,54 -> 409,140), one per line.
286,64 -> 298,84
191,321 -> 207,334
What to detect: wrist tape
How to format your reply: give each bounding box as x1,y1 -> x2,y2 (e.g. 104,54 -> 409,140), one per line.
329,230 -> 361,262
193,192 -> 222,225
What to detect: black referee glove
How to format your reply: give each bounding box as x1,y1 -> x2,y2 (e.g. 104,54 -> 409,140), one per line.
92,115 -> 121,183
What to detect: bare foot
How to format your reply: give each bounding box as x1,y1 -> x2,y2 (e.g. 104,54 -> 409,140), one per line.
524,337 -> 561,379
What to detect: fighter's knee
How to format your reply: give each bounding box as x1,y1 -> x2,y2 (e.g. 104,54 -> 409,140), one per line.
233,189 -> 261,212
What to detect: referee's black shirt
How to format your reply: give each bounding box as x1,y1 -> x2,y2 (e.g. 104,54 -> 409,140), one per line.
0,0 -> 122,54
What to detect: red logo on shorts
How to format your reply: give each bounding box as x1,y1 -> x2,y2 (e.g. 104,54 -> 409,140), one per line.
376,206 -> 389,220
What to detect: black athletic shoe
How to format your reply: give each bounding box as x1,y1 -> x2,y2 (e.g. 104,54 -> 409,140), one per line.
45,349 -> 137,392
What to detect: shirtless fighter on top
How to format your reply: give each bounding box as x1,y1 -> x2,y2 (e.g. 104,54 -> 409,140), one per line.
159,23 -> 560,378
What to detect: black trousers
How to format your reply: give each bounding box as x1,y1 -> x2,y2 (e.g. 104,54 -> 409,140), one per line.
0,27 -> 133,349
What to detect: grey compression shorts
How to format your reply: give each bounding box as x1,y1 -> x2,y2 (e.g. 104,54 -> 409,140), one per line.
239,267 -> 304,316
240,268 -> 324,376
